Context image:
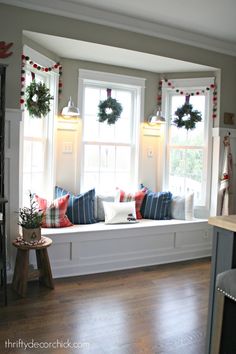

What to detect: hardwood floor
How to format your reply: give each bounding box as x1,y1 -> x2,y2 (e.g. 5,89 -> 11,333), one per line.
0,258 -> 211,354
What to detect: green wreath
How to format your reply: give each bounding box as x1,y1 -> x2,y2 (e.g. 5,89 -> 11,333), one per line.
98,97 -> 123,125
25,80 -> 54,118
173,103 -> 202,130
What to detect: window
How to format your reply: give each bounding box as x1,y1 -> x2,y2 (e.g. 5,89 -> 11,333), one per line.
162,78 -> 213,211
21,48 -> 57,206
79,70 -> 145,194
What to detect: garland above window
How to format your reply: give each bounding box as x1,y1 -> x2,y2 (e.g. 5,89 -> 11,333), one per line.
98,88 -> 123,125
20,54 -> 62,108
159,78 -> 217,120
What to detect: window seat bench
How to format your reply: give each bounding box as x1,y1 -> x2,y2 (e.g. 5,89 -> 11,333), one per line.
39,218 -> 212,279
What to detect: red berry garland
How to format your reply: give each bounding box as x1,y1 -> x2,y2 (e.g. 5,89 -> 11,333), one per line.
21,54 -> 63,108
160,78 -> 218,120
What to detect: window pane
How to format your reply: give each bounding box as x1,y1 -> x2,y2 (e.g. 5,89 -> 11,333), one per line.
22,140 -> 45,202
99,172 -> 116,193
24,113 -> 44,138
101,146 -> 115,171
83,115 -> 100,141
169,148 -> 204,202
116,90 -> 132,119
31,142 -> 44,172
84,87 -> 100,115
23,141 -> 44,173
99,120 -> 115,142
115,172 -> 130,190
24,71 -> 46,138
83,172 -> 99,191
170,95 -> 205,146
114,116 -> 131,143
116,146 -> 131,172
84,145 -> 99,171
83,86 -> 133,144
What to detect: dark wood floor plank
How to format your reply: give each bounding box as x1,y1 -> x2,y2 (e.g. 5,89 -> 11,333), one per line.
0,258 -> 210,354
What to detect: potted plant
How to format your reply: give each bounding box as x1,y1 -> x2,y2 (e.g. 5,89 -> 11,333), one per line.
18,192 -> 44,242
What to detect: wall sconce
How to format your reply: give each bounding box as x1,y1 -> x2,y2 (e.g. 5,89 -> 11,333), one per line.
61,97 -> 80,117
147,106 -> 165,125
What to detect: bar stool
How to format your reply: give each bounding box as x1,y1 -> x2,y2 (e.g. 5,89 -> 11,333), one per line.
211,269 -> 236,354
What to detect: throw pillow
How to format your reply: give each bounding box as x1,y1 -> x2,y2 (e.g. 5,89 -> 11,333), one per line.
117,188 -> 147,219
95,195 -> 115,221
103,201 -> 137,224
55,186 -> 97,224
139,183 -> 152,216
171,193 -> 194,220
141,191 -> 172,220
35,194 -> 73,228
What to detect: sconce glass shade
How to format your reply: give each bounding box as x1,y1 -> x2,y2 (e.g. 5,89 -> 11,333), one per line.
148,106 -> 165,125
61,97 -> 80,117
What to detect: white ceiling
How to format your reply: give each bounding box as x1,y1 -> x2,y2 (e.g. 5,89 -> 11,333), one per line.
3,0 -> 236,55
24,31 -> 215,73
73,0 -> 236,43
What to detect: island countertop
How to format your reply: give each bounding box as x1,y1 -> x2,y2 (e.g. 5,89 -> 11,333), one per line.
208,215 -> 236,232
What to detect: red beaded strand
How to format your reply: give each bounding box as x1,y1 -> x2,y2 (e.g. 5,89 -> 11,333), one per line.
160,78 -> 218,119
20,54 -> 63,107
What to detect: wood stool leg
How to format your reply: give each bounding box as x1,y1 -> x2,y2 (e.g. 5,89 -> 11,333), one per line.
36,249 -> 54,289
210,291 -> 224,354
12,249 -> 29,297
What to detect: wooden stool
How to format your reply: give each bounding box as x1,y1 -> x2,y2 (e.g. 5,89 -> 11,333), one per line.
211,269 -> 236,354
12,236 -> 54,297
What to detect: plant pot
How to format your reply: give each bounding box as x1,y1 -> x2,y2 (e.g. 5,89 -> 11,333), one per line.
22,227 -> 41,242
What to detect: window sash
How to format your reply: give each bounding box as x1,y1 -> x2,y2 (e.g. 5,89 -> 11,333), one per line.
162,78 -> 213,210
21,52 -> 57,205
79,71 -> 143,194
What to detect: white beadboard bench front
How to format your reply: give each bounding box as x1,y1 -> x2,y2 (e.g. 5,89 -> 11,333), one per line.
40,219 -> 212,278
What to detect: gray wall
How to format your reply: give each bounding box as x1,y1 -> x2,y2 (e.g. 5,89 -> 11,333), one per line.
1,3 -> 236,128
60,58 -> 159,120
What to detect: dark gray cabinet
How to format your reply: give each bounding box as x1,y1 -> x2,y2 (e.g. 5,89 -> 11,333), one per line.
206,226 -> 236,353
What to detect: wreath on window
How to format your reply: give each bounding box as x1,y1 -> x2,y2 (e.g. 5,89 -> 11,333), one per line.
98,89 -> 123,125
25,80 -> 54,118
173,95 -> 202,130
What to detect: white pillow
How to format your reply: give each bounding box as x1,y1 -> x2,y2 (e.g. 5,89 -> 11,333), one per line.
103,201 -> 137,224
171,193 -> 194,220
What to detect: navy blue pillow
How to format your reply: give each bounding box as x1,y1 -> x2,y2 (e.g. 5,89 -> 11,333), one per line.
55,186 -> 97,224
139,183 -> 152,217
141,191 -> 172,220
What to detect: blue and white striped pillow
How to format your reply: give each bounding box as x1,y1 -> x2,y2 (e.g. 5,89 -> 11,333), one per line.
55,186 -> 97,224
141,191 -> 172,220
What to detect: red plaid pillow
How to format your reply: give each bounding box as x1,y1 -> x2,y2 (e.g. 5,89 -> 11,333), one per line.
118,189 -> 147,219
35,194 -> 73,228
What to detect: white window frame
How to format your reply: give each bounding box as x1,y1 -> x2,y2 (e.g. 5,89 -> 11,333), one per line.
20,46 -> 58,205
78,69 -> 145,193
161,77 -> 214,215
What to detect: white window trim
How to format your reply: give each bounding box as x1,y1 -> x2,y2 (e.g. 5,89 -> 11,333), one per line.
78,69 -> 145,193
20,46 -> 58,205
161,77 -> 214,215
